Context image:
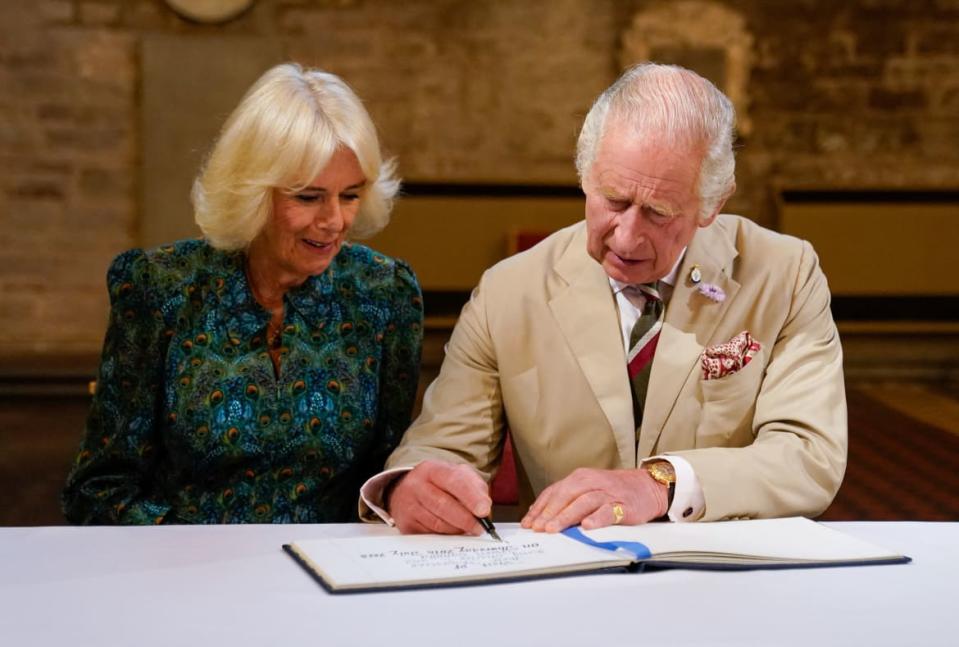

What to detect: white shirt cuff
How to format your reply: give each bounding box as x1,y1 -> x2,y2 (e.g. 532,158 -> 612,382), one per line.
358,467 -> 413,525
642,455 -> 705,522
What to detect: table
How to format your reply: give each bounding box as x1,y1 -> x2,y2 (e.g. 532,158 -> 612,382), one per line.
0,522 -> 954,646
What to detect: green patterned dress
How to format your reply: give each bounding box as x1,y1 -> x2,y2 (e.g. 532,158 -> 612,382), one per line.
62,239 -> 422,524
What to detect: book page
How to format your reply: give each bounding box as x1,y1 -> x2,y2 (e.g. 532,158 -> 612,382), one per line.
583,517 -> 904,563
289,528 -> 627,590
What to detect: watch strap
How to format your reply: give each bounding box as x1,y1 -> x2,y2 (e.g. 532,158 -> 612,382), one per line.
655,482 -> 675,522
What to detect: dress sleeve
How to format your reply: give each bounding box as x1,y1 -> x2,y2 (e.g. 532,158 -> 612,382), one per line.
61,249 -> 174,524
364,259 -> 423,475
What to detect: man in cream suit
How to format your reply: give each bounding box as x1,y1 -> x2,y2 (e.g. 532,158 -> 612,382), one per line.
361,63 -> 847,534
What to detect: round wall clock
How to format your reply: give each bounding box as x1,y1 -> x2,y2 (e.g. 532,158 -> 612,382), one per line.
164,0 -> 255,24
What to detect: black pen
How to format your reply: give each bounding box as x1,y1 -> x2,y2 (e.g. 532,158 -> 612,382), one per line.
478,515 -> 503,542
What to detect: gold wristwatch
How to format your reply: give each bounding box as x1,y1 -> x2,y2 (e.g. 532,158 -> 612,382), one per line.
644,460 -> 676,512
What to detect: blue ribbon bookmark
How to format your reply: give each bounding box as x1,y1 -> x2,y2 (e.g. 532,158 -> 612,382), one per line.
562,526 -> 652,560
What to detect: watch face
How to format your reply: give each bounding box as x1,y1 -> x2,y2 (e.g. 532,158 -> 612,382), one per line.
648,461 -> 676,484
164,0 -> 255,24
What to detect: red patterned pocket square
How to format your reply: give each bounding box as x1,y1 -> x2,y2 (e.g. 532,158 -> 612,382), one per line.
701,331 -> 761,381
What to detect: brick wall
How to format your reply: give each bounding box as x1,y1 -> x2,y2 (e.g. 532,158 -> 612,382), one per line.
2,0 -> 958,358
0,1 -> 136,355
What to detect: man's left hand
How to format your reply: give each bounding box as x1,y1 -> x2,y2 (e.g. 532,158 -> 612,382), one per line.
521,467 -> 668,532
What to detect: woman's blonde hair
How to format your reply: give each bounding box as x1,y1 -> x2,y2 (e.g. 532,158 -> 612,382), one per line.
192,63 -> 399,250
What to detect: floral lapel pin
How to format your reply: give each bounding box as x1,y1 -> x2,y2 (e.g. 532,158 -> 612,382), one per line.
697,282 -> 726,303
688,265 -> 725,302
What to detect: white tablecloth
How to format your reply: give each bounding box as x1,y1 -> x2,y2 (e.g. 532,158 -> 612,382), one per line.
0,522 -> 953,646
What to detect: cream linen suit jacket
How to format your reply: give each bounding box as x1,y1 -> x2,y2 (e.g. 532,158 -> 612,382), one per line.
386,215 -> 847,521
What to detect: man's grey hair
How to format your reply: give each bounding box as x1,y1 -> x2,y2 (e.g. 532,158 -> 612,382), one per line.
575,63 -> 736,222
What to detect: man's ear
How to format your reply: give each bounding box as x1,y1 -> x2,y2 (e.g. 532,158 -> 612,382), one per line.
698,182 -> 736,228
580,174 -> 594,195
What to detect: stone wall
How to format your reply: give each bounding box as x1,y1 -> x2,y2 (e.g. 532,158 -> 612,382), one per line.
2,0 -> 958,357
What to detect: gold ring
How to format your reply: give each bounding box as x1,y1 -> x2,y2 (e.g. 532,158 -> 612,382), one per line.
611,503 -> 625,525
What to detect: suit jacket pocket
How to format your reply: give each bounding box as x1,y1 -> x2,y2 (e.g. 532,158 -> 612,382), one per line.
694,346 -> 765,448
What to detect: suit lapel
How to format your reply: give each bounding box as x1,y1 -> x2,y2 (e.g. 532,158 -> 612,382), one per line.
638,217 -> 741,458
548,225 -> 637,469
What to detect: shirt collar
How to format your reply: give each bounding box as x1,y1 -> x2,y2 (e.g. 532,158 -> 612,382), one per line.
608,247 -> 686,295
226,249 -> 337,331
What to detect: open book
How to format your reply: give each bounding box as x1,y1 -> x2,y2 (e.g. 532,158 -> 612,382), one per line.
283,517 -> 909,594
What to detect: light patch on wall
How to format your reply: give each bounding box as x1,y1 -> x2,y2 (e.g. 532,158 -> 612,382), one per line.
140,35 -> 281,247
620,0 -> 753,136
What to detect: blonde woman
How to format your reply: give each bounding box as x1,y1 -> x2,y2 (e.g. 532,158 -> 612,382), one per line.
63,64 -> 422,524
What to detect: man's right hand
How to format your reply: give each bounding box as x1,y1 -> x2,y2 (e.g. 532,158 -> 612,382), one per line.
387,460 -> 492,535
